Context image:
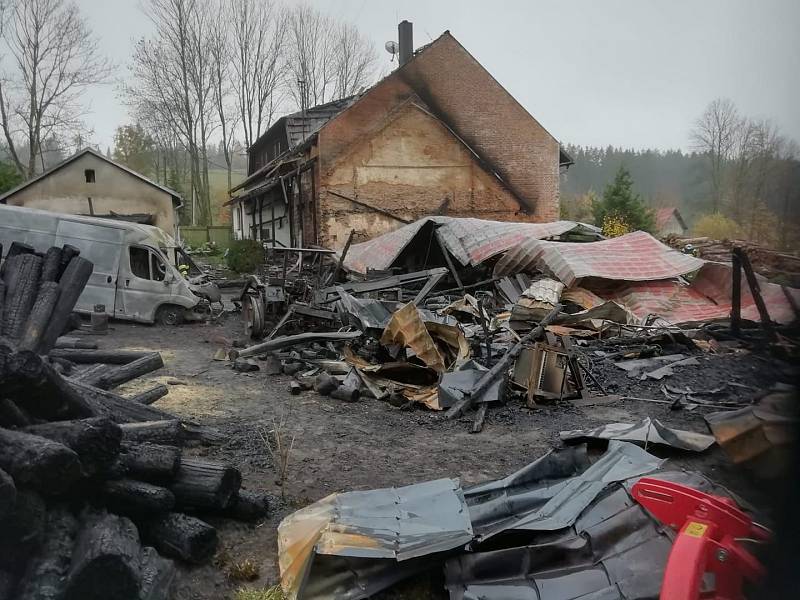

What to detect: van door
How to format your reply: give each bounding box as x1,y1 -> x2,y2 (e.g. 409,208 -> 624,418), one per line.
116,245 -> 179,322
54,220 -> 122,314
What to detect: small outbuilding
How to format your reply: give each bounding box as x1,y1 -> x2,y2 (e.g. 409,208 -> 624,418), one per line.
0,148 -> 182,238
654,207 -> 688,237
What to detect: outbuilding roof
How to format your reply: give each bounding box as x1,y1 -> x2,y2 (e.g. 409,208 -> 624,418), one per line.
0,147 -> 183,207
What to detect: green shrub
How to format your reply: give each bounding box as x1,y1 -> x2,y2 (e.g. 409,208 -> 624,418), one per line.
227,239 -> 265,273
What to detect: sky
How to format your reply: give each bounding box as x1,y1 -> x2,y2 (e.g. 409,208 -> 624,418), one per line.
79,0 -> 800,153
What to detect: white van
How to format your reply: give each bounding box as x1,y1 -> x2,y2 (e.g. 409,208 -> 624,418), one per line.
0,203 -> 211,324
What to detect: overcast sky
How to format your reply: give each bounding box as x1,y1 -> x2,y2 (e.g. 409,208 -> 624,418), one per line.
81,0 -> 800,152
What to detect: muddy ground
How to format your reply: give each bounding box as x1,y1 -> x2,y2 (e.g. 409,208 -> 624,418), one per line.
97,309 -> 794,600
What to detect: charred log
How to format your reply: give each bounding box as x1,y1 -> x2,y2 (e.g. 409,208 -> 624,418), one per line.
18,281 -> 61,353
222,490 -> 271,522
120,443 -> 181,483
140,512 -> 217,564
0,468 -> 15,520
13,506 -> 79,600
170,458 -> 241,511
120,420 -> 184,445
23,417 -> 122,477
64,512 -> 141,600
0,398 -> 32,427
40,247 -> 63,283
138,546 -> 175,600
91,352 -> 164,390
102,479 -> 175,517
129,384 -> 169,405
39,257 -> 94,353
49,349 -> 151,365
2,253 -> 43,341
70,380 -> 177,423
0,490 -> 46,570
0,428 -> 82,494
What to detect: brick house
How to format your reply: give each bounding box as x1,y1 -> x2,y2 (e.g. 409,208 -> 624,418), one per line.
228,23 -> 573,250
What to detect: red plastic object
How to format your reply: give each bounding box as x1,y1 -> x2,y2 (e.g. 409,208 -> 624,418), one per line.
631,477 -> 770,600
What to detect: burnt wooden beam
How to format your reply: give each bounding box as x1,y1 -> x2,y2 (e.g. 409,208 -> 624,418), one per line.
39,256 -> 93,353
731,249 -> 742,336
734,246 -> 777,341
18,281 -> 60,353
0,490 -> 46,571
91,352 -> 164,390
332,228 -> 355,283
435,229 -> 464,292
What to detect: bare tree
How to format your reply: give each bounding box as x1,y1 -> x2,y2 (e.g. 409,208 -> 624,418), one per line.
127,0 -> 215,225
285,3 -> 377,111
332,21 -> 378,100
0,0 -> 111,178
230,0 -> 285,150
209,1 -> 238,190
691,98 -> 740,212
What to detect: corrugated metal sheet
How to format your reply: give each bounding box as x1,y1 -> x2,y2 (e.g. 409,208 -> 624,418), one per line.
343,218 -> 601,274
494,231 -> 705,284
277,477 -> 473,600
464,441 -> 664,542
560,417 -> 716,452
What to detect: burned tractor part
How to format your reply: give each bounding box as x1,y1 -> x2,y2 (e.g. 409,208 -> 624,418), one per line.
446,304 -> 563,420
242,293 -> 266,339
632,477 -> 769,600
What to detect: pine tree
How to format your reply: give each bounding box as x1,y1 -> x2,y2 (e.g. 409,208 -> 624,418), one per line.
593,166 -> 655,236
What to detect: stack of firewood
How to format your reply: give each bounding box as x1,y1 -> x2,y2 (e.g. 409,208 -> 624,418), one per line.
0,242 -> 268,600
663,235 -> 800,282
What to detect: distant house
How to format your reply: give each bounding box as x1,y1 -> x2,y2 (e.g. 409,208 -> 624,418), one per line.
228,23 -> 573,249
0,148 -> 182,238
654,207 -> 688,237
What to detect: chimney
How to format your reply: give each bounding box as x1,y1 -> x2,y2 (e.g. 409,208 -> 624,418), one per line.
398,20 -> 413,66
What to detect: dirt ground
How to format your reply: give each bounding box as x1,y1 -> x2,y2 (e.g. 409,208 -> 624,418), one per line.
98,309 -> 793,600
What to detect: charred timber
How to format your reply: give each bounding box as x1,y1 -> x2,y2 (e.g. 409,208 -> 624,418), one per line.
0,490 -> 46,571
64,512 -> 141,600
120,420 -> 184,445
170,458 -> 241,510
222,490 -> 270,522
70,380 -> 177,423
38,257 -> 94,353
0,427 -> 82,494
102,479 -> 176,517
13,507 -> 79,600
18,281 -> 60,353
140,512 -> 217,564
49,348 -> 151,365
0,468 -> 15,520
2,253 -> 43,341
91,352 -> 164,390
138,546 -> 176,600
129,384 -> 169,405
120,443 -> 182,483
23,417 -> 122,477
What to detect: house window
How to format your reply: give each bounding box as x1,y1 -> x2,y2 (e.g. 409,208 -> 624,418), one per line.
84,169 -> 95,183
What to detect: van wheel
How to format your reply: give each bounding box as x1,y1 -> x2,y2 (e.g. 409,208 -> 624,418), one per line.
156,304 -> 184,326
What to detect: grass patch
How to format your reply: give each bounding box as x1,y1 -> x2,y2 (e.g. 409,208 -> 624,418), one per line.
227,559 -> 260,582
233,585 -> 286,600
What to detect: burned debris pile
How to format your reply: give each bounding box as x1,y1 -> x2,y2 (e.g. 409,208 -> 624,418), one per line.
0,243 -> 268,600
229,218 -> 800,436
